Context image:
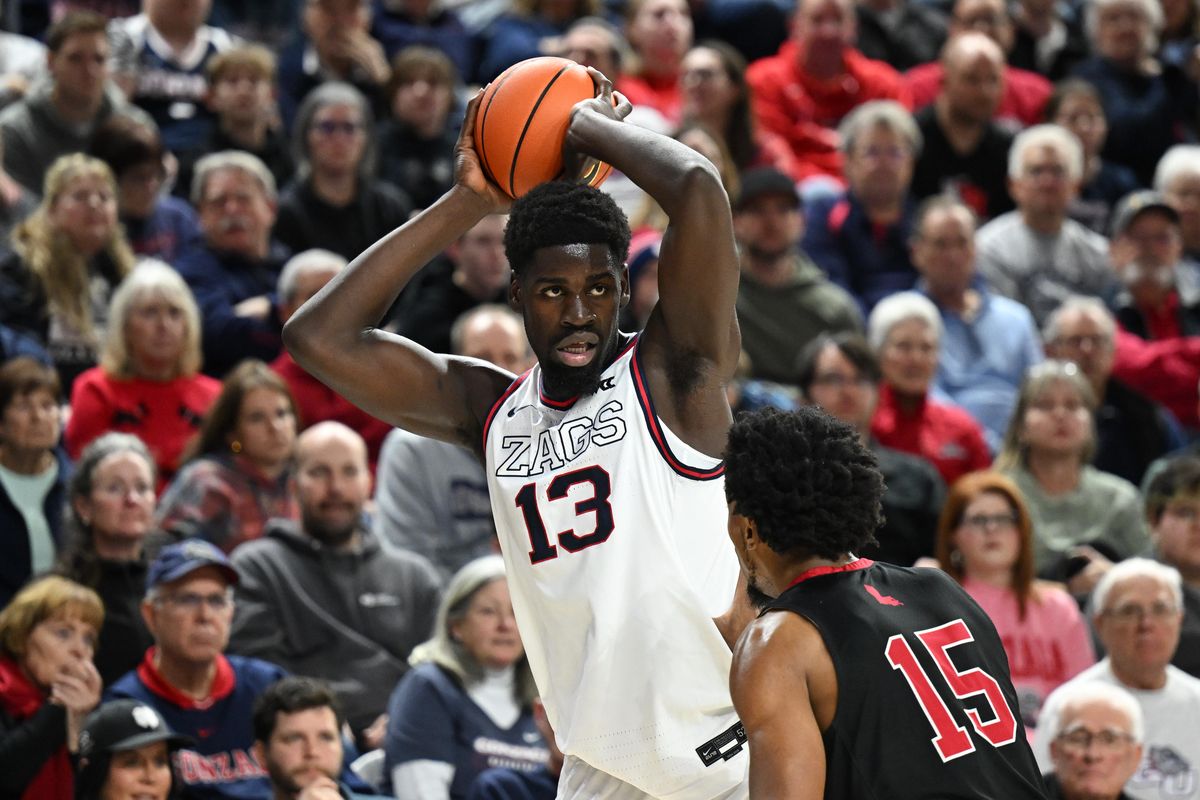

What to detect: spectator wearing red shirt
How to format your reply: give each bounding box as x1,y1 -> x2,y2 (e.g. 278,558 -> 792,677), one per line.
269,249 -> 391,472
868,291 -> 992,485
745,0 -> 911,184
65,262 -> 220,493
615,0 -> 692,125
904,0 -> 1052,131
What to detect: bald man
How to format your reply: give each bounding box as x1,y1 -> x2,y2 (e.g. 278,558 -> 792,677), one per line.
912,32 -> 1015,220
229,421 -> 442,749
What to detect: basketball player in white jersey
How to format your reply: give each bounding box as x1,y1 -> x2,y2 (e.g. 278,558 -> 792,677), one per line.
284,69 -> 749,799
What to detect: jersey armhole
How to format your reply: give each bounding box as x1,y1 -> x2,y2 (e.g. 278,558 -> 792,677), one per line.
481,370 -> 532,452
628,342 -> 725,481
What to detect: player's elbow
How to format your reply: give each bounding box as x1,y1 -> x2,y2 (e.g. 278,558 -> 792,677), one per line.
282,304 -> 331,368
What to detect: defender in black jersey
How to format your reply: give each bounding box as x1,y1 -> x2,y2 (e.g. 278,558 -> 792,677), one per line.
725,407 -> 1048,799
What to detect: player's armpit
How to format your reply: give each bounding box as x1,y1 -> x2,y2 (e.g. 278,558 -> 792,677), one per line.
730,611 -> 828,800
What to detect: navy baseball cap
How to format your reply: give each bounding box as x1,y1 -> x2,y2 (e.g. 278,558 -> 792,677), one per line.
146,539 -> 239,592
734,167 -> 801,212
78,700 -> 192,758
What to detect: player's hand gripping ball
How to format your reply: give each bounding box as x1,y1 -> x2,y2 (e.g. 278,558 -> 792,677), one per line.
473,56 -> 616,199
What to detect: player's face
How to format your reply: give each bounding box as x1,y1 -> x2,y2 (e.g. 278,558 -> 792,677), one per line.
101,741 -> 172,800
878,318 -> 938,399
1152,494 -> 1200,582
1050,701 -> 1142,799
259,707 -> 343,795
451,578 -> 524,670
1019,379 -> 1091,459
146,569 -> 234,666
1095,576 -> 1183,678
512,244 -> 629,401
805,345 -> 877,431
952,491 -> 1020,579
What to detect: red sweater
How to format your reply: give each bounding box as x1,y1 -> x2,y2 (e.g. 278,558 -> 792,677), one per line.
747,43 -> 911,181
871,383 -> 993,485
616,71 -> 683,125
270,352 -> 391,471
65,369 -> 221,492
1112,327 -> 1200,428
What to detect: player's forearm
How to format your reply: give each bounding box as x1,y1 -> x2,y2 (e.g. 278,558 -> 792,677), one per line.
283,186 -> 493,365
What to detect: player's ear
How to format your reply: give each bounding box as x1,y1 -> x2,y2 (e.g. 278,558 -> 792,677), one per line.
619,265 -> 631,308
508,273 -> 523,312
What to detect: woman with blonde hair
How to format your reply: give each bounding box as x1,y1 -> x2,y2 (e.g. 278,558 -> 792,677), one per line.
383,555 -> 545,800
0,575 -> 103,799
155,359 -> 299,553
996,360 -> 1149,589
0,153 -> 135,390
64,262 -> 220,491
935,471 -> 1094,732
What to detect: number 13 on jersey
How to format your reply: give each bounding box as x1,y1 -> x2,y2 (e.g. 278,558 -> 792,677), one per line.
885,619 -> 1020,762
514,465 -> 615,564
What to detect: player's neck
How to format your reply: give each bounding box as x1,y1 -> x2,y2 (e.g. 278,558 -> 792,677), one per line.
774,553 -> 858,593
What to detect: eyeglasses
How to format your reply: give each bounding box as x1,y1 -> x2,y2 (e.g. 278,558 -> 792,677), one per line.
1056,333 -> 1112,351
157,591 -> 233,613
811,373 -> 874,390
94,482 -> 154,498
960,513 -> 1018,532
1056,728 -> 1135,753
311,120 -> 362,137
1102,602 -> 1179,623
853,145 -> 911,162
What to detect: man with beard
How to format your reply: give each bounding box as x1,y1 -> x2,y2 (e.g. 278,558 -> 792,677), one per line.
734,166 -> 862,384
284,70 -> 751,798
725,406 -> 1047,798
252,677 -> 376,800
228,422 -> 442,751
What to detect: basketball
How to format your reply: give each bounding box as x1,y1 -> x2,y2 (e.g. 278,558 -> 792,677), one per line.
474,56 -> 615,199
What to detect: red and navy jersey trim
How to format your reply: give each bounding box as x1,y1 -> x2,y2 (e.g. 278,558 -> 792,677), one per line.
536,335 -> 639,409
482,370 -> 532,451
629,342 -> 725,482
785,558 -> 874,590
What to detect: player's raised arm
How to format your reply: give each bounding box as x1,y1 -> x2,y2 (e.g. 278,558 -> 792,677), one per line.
283,94 -> 513,454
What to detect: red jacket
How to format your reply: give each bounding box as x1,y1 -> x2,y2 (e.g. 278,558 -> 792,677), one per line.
747,43 -> 911,181
1112,327 -> 1200,428
871,382 -> 993,486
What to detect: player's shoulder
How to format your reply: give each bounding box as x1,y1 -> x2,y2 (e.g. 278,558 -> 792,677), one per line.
735,608 -> 824,673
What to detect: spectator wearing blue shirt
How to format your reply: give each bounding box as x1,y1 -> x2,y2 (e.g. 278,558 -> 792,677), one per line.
912,195 -> 1044,451
802,100 -> 922,315
467,698 -> 560,800
174,151 -> 290,378
384,556 -> 546,800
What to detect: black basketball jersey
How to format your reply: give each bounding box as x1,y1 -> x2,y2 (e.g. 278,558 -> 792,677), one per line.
766,558 -> 1048,799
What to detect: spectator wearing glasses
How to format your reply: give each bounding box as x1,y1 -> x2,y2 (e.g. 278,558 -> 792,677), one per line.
1041,682 -> 1143,800
106,540 -> 285,800
935,471 -> 1095,731
1034,559 -> 1200,798
1143,458 -> 1200,677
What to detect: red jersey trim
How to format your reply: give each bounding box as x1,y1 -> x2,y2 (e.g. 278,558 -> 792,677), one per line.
629,342 -> 725,482
481,370 -> 532,452
535,336 -> 639,410
785,558 -> 874,590
136,647 -> 236,710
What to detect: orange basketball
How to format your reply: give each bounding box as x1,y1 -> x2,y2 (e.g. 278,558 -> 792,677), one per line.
474,56 -> 615,199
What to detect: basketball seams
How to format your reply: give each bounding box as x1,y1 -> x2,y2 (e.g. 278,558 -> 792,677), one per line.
508,63 -> 572,197
475,73 -> 513,190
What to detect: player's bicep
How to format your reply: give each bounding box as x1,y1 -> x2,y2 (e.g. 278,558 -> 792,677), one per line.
731,615 -> 825,800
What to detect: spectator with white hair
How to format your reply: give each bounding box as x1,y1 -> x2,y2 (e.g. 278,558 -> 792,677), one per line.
802,100 -> 923,314
1040,682 -> 1144,800
65,262 -> 220,492
1044,296 -> 1184,486
269,249 -> 393,471
975,124 -> 1117,325
1071,0 -> 1200,185
912,195 -> 1044,450
868,291 -> 992,485
274,81 -> 413,262
1034,559 -> 1200,799
1155,145 -> 1200,295
996,360 -> 1149,586
174,150 -> 291,378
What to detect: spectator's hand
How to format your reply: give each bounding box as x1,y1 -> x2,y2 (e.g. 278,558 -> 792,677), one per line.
1066,545 -> 1114,597
362,713 -> 388,751
341,31 -> 390,85
234,295 -> 273,320
53,659 -> 101,753
296,776 -> 343,800
1109,236 -> 1137,275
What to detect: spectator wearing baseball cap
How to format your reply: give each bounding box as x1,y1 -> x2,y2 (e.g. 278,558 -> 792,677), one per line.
105,540 -> 286,800
733,166 -> 862,384
75,699 -> 191,800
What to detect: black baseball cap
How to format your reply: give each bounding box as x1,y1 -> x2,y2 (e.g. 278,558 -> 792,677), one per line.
1110,190 -> 1180,237
146,539 -> 239,592
78,700 -> 192,758
733,167 -> 801,212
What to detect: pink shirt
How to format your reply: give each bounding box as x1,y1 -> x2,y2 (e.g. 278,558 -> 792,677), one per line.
962,577 -> 1095,733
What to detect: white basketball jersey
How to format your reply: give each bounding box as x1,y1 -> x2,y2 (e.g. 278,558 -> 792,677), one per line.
483,336 -> 748,799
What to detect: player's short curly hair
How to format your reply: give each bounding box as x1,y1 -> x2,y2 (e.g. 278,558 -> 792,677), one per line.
504,181 -> 631,274
724,407 -> 885,559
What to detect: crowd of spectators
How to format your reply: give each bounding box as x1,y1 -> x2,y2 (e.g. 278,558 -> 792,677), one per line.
2,0 -> 1200,797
